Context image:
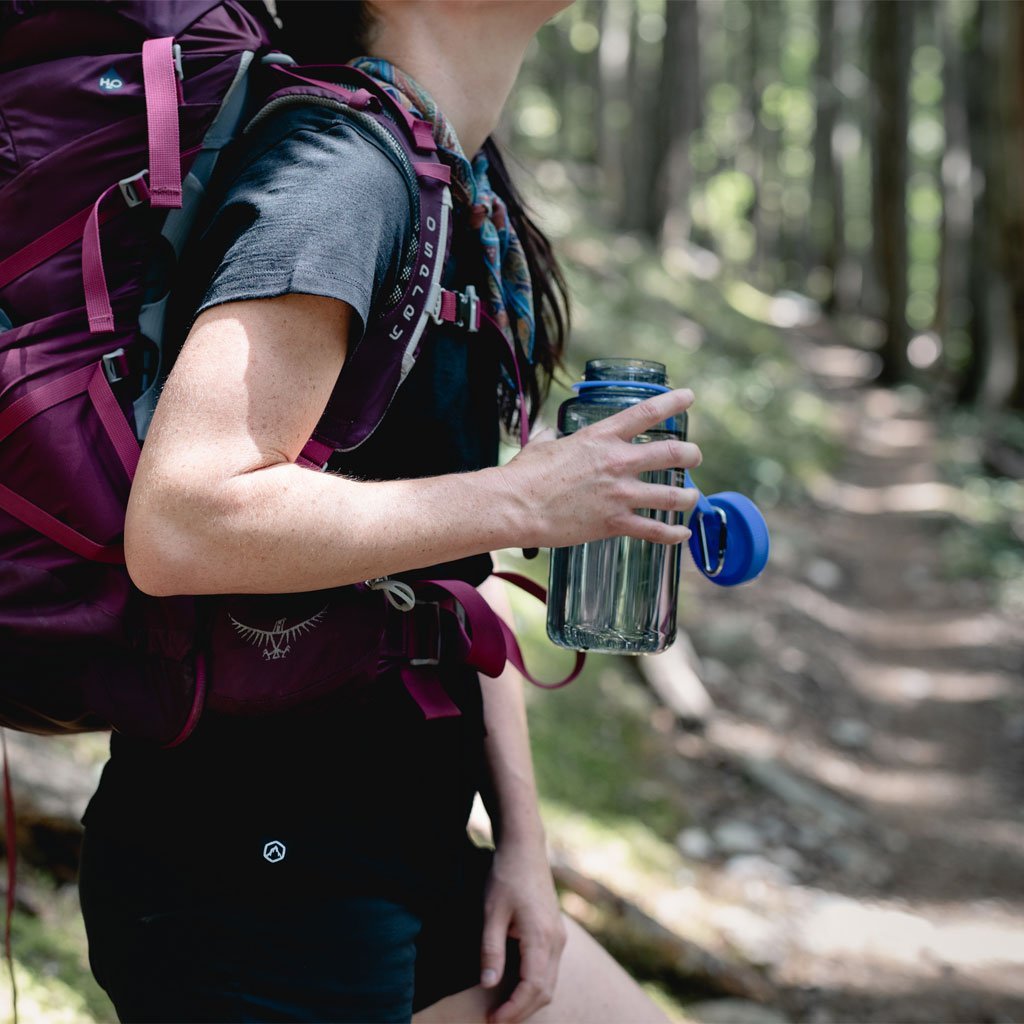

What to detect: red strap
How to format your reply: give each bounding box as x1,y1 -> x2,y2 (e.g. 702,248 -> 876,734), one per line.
0,363 -> 95,443
141,38 -> 183,209
421,574 -> 586,690
2,730 -> 17,1024
87,365 -> 141,480
438,290 -> 458,323
162,650 -> 208,749
399,666 -> 462,720
0,202 -> 118,292
414,161 -> 451,183
82,183 -> 119,333
0,361 -> 138,563
270,65 -> 438,153
296,437 -> 334,471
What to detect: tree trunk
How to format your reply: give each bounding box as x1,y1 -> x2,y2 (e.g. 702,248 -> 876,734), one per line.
811,0 -> 840,307
643,0 -> 700,244
870,0 -> 914,384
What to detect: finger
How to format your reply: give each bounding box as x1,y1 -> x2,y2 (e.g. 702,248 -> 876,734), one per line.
487,942 -> 552,1024
599,388 -> 694,442
628,483 -> 700,515
479,906 -> 510,989
627,438 -> 703,473
620,513 -> 693,546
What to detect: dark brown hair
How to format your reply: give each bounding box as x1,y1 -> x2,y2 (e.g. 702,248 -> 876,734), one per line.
264,0 -> 570,429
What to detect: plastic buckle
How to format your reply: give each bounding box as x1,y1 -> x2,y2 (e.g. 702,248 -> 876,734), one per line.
407,600 -> 442,666
118,170 -> 149,208
458,285 -> 480,333
101,348 -> 129,385
695,505 -> 728,578
172,43 -> 184,82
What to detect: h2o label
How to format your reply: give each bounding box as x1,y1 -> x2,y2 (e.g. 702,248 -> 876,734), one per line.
98,67 -> 124,91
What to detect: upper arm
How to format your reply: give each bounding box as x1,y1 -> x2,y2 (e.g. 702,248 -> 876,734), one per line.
125,293 -> 351,563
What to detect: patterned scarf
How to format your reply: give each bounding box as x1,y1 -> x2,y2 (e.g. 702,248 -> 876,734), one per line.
348,56 -> 535,367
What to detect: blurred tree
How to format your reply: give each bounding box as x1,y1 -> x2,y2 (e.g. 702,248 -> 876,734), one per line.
811,0 -> 841,308
641,0 -> 700,243
870,0 -> 914,383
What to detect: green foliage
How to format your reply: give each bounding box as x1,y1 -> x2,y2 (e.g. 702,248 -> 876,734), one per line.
0,891 -> 114,1024
936,410 -> 1024,614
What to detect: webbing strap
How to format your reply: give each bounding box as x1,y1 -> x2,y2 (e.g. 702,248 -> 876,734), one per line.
82,182 -> 119,333
399,665 -> 462,720
0,202 -> 118,292
141,38 -> 183,209
419,574 -> 586,691
0,362 -> 137,563
2,729 -> 17,1024
296,437 -> 334,471
270,65 -> 438,153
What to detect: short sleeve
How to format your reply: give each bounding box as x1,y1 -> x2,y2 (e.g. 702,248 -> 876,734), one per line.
190,104 -> 415,339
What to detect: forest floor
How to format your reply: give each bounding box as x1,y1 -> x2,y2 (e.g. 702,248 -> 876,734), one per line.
534,312 -> 1024,1024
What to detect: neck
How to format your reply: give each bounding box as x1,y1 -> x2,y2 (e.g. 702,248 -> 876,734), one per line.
366,2 -> 549,156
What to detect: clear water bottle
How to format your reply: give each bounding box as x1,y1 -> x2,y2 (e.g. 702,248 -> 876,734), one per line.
547,358 -> 686,654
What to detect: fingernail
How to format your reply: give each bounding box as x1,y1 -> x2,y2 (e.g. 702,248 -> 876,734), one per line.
482,969 -> 498,986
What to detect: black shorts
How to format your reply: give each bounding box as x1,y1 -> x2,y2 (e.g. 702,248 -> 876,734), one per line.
79,824 -> 518,1023
78,667 -> 515,1022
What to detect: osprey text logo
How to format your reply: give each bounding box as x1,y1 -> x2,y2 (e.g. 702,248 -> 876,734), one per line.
98,66 -> 125,91
263,840 -> 287,864
229,606 -> 328,661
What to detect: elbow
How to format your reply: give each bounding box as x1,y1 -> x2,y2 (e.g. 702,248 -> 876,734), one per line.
123,482 -> 221,597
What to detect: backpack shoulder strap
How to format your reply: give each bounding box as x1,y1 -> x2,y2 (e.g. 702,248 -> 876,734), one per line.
254,63 -> 456,460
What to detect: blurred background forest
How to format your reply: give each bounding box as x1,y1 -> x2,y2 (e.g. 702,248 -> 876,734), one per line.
3,1 -> 1024,1023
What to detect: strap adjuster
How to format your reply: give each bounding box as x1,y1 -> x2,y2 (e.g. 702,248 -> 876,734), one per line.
118,170 -> 149,208
406,600 -> 442,666
101,348 -> 130,384
432,285 -> 480,332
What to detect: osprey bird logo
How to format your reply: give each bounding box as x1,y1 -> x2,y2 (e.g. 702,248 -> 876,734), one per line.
229,607 -> 329,661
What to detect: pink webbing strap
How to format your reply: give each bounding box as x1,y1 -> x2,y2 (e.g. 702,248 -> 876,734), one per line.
399,666 -> 461,720
414,161 -> 451,184
0,361 -> 139,563
87,365 -> 141,480
82,182 -> 120,333
296,437 -> 334,471
421,574 -> 586,690
0,201 -> 119,291
141,38 -> 183,209
437,290 -> 458,324
270,65 -> 437,153
162,650 -> 208,749
2,729 -> 18,1024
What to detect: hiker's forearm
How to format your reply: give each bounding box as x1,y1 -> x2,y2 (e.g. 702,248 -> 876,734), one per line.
126,462 -> 524,596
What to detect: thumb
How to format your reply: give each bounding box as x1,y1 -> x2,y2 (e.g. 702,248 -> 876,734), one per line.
480,905 -> 510,988
529,425 -> 557,444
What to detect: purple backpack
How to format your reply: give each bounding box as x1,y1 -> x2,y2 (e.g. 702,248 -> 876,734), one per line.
0,0 -> 530,747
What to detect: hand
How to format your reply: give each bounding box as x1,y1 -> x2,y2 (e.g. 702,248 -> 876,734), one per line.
498,388 -> 702,551
480,837 -> 567,1024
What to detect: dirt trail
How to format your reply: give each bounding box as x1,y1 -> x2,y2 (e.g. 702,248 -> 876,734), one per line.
671,322 -> 1024,1023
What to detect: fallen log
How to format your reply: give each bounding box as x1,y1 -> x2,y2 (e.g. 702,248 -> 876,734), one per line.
550,848 -> 776,1004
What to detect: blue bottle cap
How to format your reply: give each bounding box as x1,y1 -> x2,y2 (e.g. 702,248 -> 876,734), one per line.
688,490 -> 770,586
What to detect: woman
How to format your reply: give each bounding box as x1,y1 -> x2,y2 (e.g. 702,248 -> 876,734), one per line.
78,1 -> 701,1021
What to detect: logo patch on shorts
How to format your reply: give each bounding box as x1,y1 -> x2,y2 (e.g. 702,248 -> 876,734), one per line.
263,840 -> 287,863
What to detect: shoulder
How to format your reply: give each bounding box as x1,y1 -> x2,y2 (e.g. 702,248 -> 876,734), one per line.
224,101 -> 413,214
